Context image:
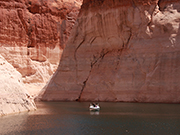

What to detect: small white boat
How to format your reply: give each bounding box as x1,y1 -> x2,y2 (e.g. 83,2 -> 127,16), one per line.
89,103 -> 100,111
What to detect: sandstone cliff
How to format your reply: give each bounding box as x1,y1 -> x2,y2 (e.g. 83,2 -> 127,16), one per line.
0,0 -> 82,84
40,0 -> 180,103
0,55 -> 36,116
0,0 -> 82,116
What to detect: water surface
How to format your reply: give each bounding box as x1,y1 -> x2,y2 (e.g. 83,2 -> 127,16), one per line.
0,102 -> 180,135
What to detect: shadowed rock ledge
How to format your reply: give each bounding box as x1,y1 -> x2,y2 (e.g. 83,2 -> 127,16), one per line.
40,0 -> 180,103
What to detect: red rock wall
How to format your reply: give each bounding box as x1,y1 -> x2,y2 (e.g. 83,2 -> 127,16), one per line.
0,0 -> 82,83
40,0 -> 180,103
0,0 -> 82,48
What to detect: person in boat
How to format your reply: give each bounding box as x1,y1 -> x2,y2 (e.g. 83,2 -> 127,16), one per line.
91,103 -> 99,107
91,103 -> 96,107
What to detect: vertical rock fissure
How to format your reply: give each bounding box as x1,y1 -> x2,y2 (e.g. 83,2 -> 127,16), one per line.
115,49 -> 123,69
17,10 -> 28,35
76,69 -> 92,101
131,0 -> 140,11
76,50 -> 110,101
74,37 -> 86,61
157,0 -> 162,11
115,28 -> 131,68
17,9 -> 34,48
147,5 -> 158,30
125,30 -> 132,49
131,0 -> 136,8
91,50 -> 110,67
74,36 -> 85,81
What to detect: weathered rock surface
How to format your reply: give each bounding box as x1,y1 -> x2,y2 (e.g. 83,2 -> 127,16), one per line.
40,0 -> 180,103
0,0 -> 82,84
0,0 -> 82,116
0,55 -> 36,116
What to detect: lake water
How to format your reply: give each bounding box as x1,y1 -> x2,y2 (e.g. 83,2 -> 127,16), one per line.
1,102 -> 180,135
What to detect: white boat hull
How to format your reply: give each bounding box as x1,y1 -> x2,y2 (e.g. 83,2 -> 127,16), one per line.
89,105 -> 100,111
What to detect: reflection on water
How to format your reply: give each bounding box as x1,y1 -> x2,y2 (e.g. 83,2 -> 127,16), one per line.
90,111 -> 100,115
0,102 -> 180,135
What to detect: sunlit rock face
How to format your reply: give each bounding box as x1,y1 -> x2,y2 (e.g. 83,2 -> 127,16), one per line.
0,55 -> 36,116
40,0 -> 180,103
0,0 -> 82,83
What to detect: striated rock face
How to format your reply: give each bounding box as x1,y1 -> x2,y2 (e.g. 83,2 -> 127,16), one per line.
0,55 -> 36,116
0,0 -> 82,116
0,0 -> 82,84
40,0 -> 180,103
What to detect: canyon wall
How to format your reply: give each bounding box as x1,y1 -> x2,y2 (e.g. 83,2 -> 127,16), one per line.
40,0 -> 180,103
0,0 -> 82,84
0,0 -> 82,116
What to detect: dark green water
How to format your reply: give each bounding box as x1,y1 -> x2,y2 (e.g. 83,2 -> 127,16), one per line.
1,102 -> 180,135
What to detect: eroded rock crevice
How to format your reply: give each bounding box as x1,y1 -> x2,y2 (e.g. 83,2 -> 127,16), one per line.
74,36 -> 86,61
91,49 -> 110,68
76,49 -> 111,101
